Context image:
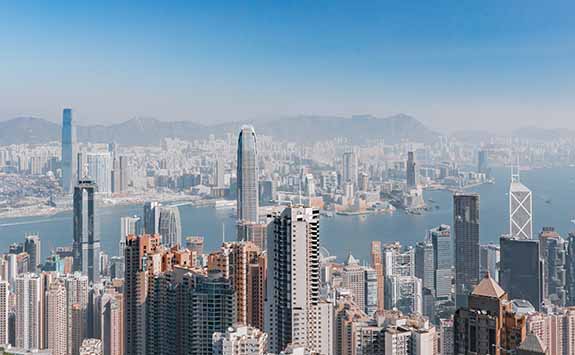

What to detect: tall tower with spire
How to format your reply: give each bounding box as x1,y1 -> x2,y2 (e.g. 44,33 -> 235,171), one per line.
509,163 -> 533,240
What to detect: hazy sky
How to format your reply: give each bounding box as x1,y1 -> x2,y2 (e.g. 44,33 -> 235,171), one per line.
1,1 -> 574,131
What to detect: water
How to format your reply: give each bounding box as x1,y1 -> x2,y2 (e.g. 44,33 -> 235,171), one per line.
1,167 -> 575,263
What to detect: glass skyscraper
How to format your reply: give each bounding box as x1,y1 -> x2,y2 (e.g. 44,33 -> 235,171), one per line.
454,193 -> 480,308
73,179 -> 100,283
236,126 -> 258,223
61,108 -> 77,194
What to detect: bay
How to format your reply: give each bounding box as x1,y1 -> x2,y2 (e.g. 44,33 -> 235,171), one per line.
1,167 -> 575,263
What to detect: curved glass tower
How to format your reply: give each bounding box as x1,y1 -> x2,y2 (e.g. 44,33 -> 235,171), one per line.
237,126 -> 258,223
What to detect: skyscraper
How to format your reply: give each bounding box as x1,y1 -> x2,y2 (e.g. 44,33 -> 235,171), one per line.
143,201 -> 161,235
119,216 -> 141,256
406,151 -> 417,188
61,108 -> 77,194
47,280 -> 68,355
499,235 -> 544,311
384,275 -> 423,315
341,254 -> 366,312
15,273 -> 42,351
539,227 -> 568,306
453,193 -> 480,308
430,224 -> 452,300
24,234 -> 41,273
0,281 -> 8,346
342,151 -> 358,188
237,126 -> 259,223
265,206 -> 320,354
158,206 -> 182,247
83,152 -> 113,194
509,168 -> 533,240
567,232 -> 575,306
479,243 -> 500,283
73,179 -> 101,283
370,241 -> 385,313
477,150 -> 490,177
111,155 -> 129,193
415,238 -> 435,296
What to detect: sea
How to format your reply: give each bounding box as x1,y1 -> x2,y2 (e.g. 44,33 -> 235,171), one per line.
1,167 -> 575,263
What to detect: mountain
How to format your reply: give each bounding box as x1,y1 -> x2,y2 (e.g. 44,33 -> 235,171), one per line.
511,126 -> 575,141
0,114 -> 436,145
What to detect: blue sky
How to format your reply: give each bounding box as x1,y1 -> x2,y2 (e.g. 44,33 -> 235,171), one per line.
1,1 -> 574,130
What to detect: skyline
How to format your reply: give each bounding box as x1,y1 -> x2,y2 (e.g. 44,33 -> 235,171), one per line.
1,1 -> 575,131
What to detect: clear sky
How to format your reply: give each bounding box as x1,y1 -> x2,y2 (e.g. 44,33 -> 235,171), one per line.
1,1 -> 574,131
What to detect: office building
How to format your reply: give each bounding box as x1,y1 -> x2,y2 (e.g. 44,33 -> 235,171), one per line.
237,222 -> 267,252
15,273 -> 42,351
143,201 -> 161,235
342,151 -> 358,188
111,155 -> 129,193
81,152 -> 112,194
212,325 -> 268,355
510,169 -> 533,240
73,179 -> 101,283
265,206 -> 321,354
454,274 -> 527,355
406,151 -> 417,188
237,126 -> 259,223
539,227 -> 568,306
61,108 -> 77,194
370,241 -> 385,312
438,319 -> 453,355
479,243 -> 500,283
499,235 -> 544,311
477,150 -> 489,177
567,232 -> 575,306
119,216 -> 141,256
24,234 -> 41,273
364,268 -> 378,316
158,206 -> 182,247
415,238 -> 435,296
453,193 -> 480,308
385,275 -> 423,315
430,224 -> 453,300
341,254 -> 366,312
383,242 -> 415,277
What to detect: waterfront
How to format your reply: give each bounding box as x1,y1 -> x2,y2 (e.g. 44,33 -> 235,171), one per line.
1,167 -> 575,262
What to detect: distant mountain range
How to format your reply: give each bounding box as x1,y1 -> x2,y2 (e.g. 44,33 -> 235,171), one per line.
0,114 -> 438,145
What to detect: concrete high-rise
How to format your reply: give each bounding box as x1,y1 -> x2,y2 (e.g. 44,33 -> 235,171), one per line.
430,224 -> 452,300
341,253 -> 366,312
499,235 -> 544,311
73,179 -> 101,283
265,206 -> 321,354
567,232 -> 575,306
342,151 -> 358,188
82,152 -> 113,194
212,325 -> 268,355
0,281 -> 8,346
509,169 -> 533,240
453,193 -> 480,308
111,155 -> 129,193
370,241 -> 385,313
158,206 -> 182,247
237,126 -> 259,223
119,216 -> 141,256
143,201 -> 161,235
15,273 -> 42,351
47,280 -> 68,355
61,108 -> 77,194
24,234 -> 41,273
406,151 -> 417,188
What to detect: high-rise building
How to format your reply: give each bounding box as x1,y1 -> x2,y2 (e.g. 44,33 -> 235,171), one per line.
61,108 -> 77,194
143,201 -> 161,235
477,150 -> 489,177
265,206 -> 321,354
509,169 -> 533,240
124,234 -> 162,355
383,242 -> 415,277
111,155 -> 129,193
158,206 -> 182,247
438,318 -> 453,355
364,268 -> 378,317
370,241 -> 385,313
94,288 -> 124,355
453,193 -> 480,308
0,281 -> 9,346
499,235 -> 544,311
539,227 -> 568,306
430,225 -> 452,300
384,275 -> 423,315
47,279 -> 68,355
237,126 -> 259,223
24,234 -> 41,273
212,325 -> 268,355
215,158 -> 226,188
186,236 -> 205,256
341,254 -> 366,312
342,151 -> 358,188
73,179 -> 101,283
454,274 -> 527,355
237,222 -> 268,251
406,151 -> 417,188
567,232 -> 575,306
415,238 -> 435,296
15,273 -> 42,351
479,243 -> 500,283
